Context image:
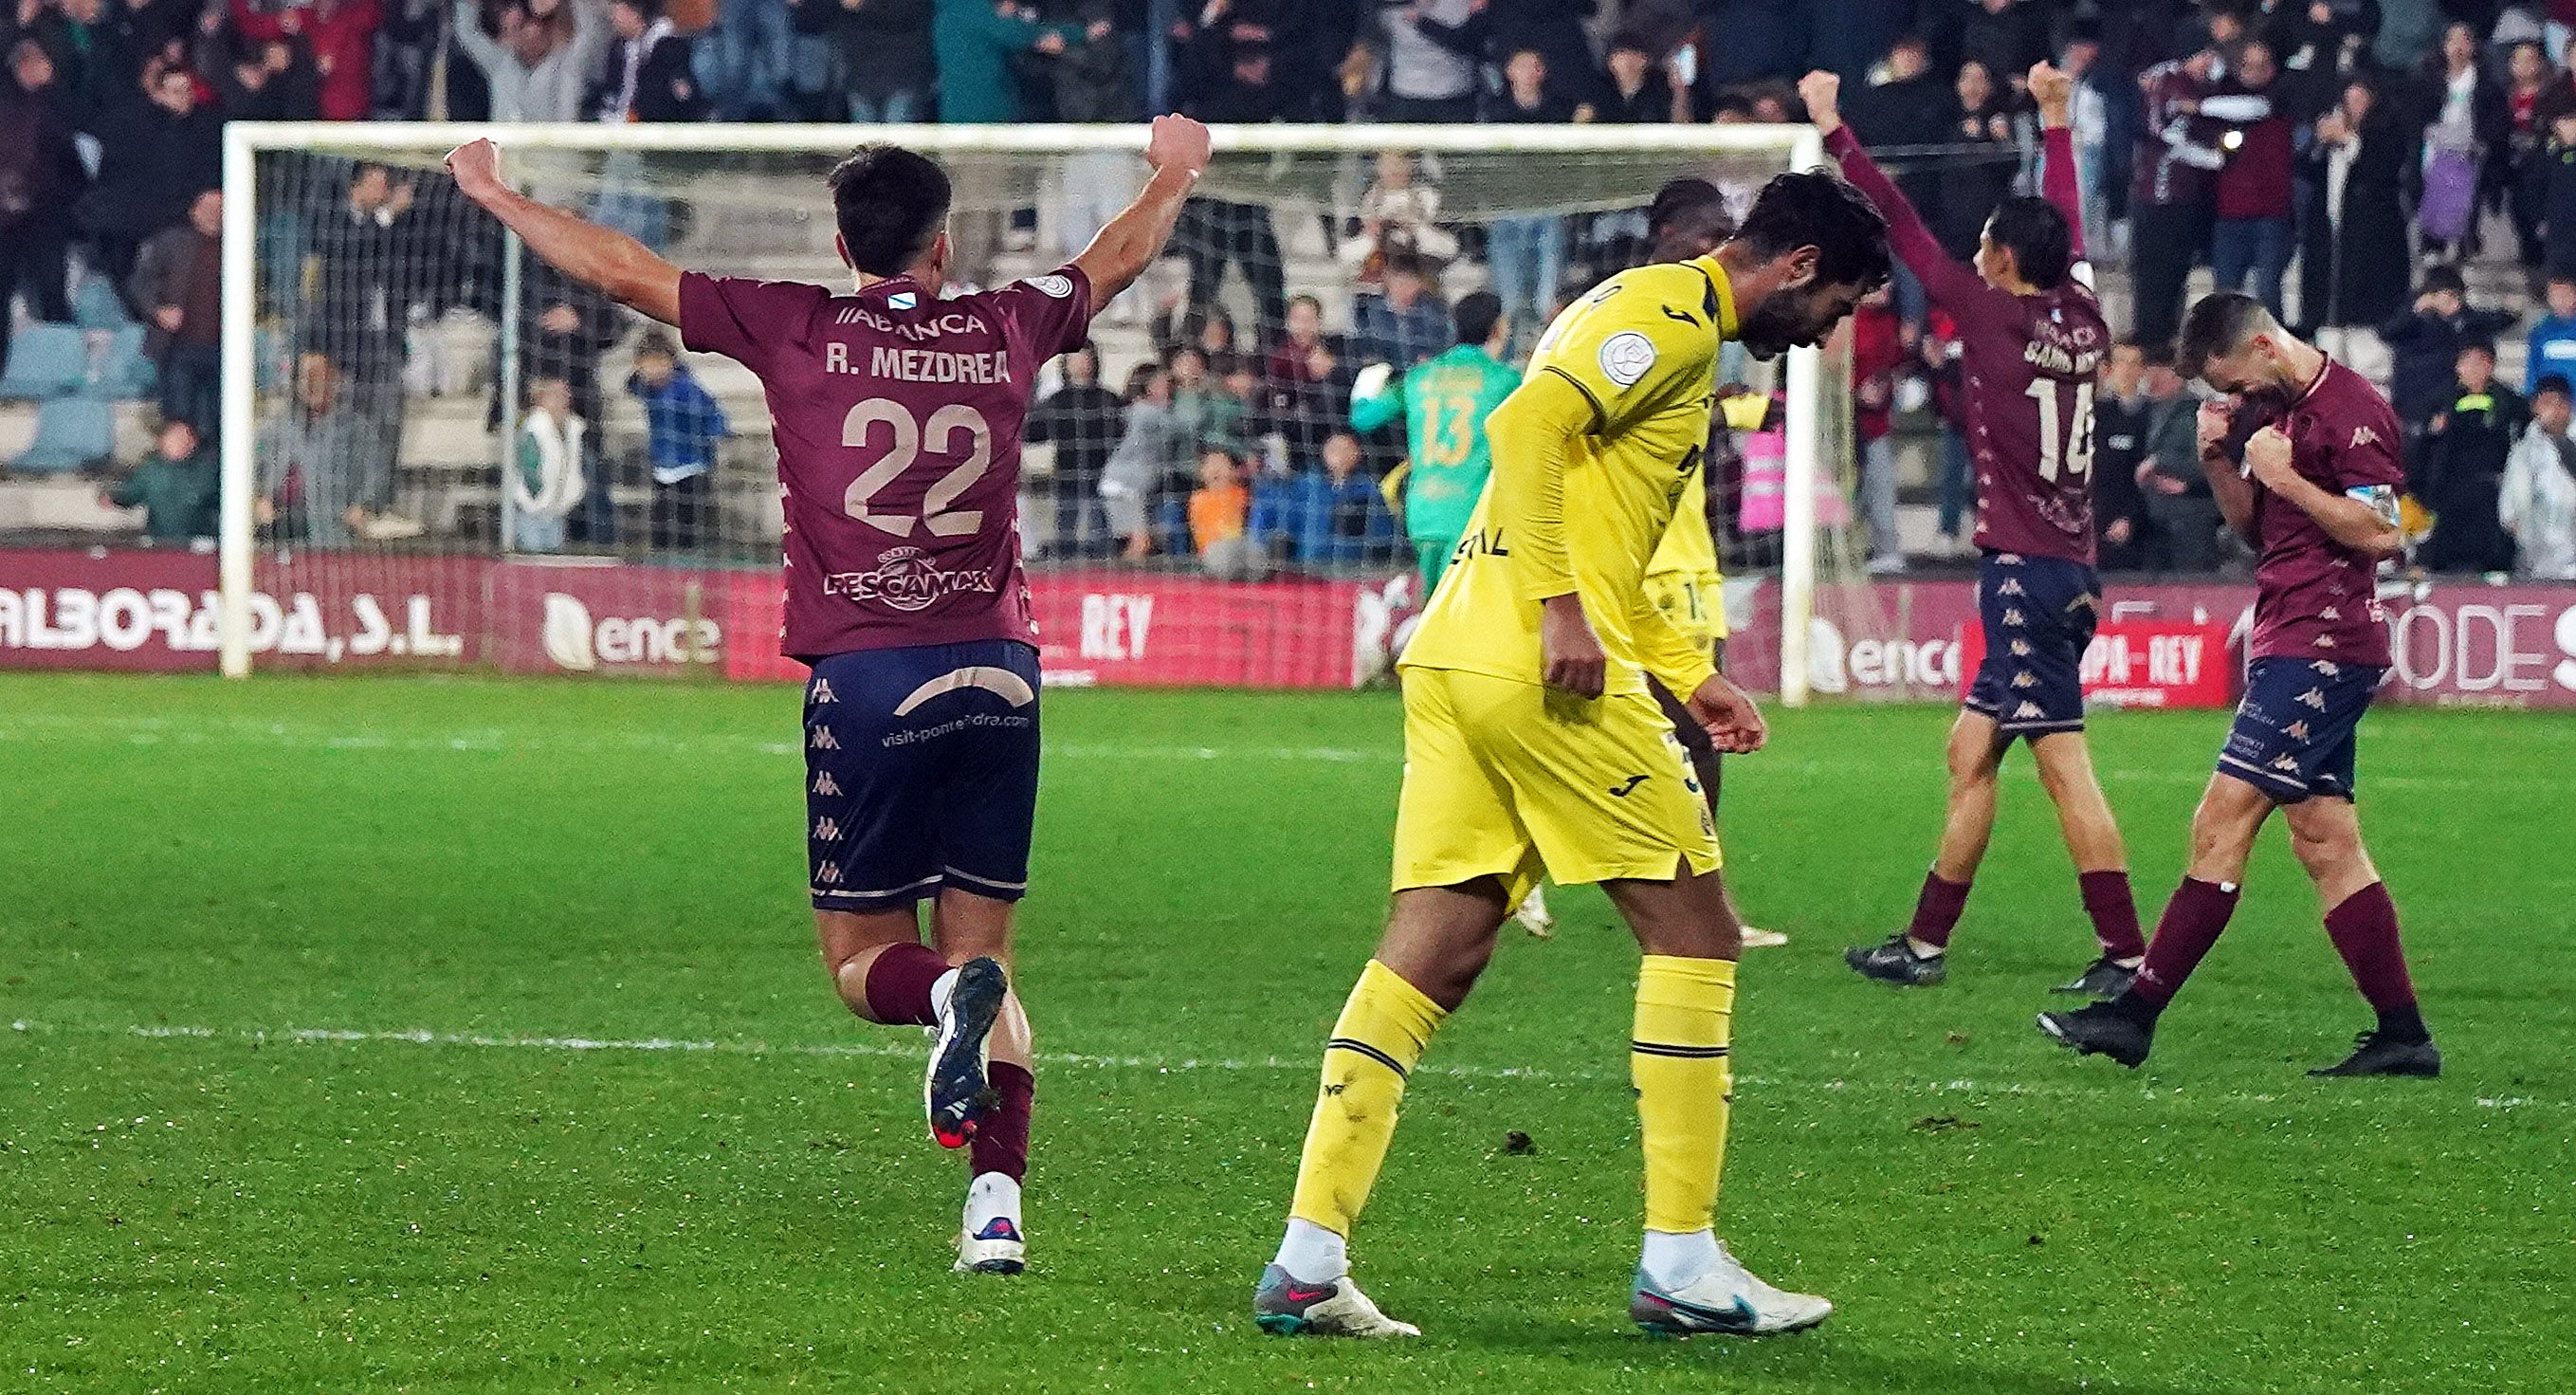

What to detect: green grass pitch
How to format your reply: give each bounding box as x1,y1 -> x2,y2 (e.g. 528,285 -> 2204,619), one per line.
5,672 -> 2573,1393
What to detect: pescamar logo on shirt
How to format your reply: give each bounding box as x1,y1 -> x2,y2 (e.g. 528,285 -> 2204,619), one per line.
823,546 -> 997,613
1599,331 -> 1657,387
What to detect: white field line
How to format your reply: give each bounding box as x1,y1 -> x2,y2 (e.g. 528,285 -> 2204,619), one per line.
5,1019 -> 2554,1111
0,708 -> 2557,792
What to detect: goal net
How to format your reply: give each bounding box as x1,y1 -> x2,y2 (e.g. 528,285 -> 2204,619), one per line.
220,121 -> 1862,699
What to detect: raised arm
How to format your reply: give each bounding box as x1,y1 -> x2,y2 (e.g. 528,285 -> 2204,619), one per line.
1799,70 -> 1988,315
2027,62 -> 2087,265
1069,115 -> 1211,304
445,138 -> 682,326
449,0 -> 506,73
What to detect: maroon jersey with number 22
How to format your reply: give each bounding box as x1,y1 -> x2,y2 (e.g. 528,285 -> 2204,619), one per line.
679,265 -> 1096,661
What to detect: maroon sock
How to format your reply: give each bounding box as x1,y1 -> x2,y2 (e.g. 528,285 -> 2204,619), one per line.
860,942 -> 949,1026
2079,870 -> 2147,961
1907,871 -> 1973,949
2130,877 -> 2241,1012
2323,882 -> 2417,1015
971,1061 -> 1034,1184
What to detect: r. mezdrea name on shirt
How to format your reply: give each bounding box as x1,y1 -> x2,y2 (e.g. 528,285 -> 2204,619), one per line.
823,341 -> 1014,384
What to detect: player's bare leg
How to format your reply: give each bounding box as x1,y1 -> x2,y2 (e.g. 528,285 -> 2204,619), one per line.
2027,732 -> 2147,996
2280,798 -> 2438,1076
2040,774 -> 2270,1067
1605,866 -> 1829,1335
929,890 -> 1038,1271
1849,711 -> 2006,986
1258,880 -> 1509,1336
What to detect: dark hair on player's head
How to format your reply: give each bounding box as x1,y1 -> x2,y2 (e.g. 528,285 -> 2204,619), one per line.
1452,290 -> 1503,347
828,144 -> 952,278
1647,177 -> 1732,241
2176,290 -> 2277,378
2421,264 -> 2467,297
633,329 -> 678,361
2535,373 -> 2571,398
2457,336 -> 2497,359
1733,169 -> 1892,292
1982,195 -> 2074,289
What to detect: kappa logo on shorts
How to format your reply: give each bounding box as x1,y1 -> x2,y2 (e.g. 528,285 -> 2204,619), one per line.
813,771 -> 842,797
810,678 -> 837,705
2011,671 -> 2036,688
1997,578 -> 2026,597
809,725 -> 841,750
813,817 -> 842,841
2002,607 -> 2026,627
2010,639 -> 2032,657
1998,553 -> 2024,564
2014,701 -> 2044,719
2297,688 -> 2329,710
2311,660 -> 2340,677
815,862 -> 843,884
1608,774 -> 1651,798
2283,720 -> 2311,742
2270,754 -> 2302,773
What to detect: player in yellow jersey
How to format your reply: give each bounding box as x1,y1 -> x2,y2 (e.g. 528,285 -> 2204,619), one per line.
1253,171 -> 1890,1340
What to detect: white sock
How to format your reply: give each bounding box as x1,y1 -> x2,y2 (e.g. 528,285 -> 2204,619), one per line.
964,1171 -> 1021,1236
1906,936 -> 1946,959
1271,1218 -> 1348,1284
929,967 -> 960,1022
1640,1228 -> 1722,1289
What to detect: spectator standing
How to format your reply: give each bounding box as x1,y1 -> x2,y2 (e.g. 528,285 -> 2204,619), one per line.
76,59 -> 223,283
306,163 -> 417,452
1176,32 -> 1289,340
1262,294 -> 1351,467
2092,337 -> 2151,572
2501,373 -> 2576,579
1586,35 -> 1689,124
628,331 -> 727,552
1050,2 -> 1142,277
102,417 -> 216,542
586,0 -> 703,120
1349,249 -> 1447,374
2503,40 -> 2550,267
509,374 -> 587,553
1024,342 -> 1124,559
1101,362 -> 1190,559
451,0 -> 612,122
2528,276 -> 2576,392
257,352 -> 387,547
2382,266 -> 2516,439
1848,282 -> 1907,575
2136,350 -> 2221,573
2298,80 -> 2417,347
202,27 -> 323,120
1339,151 -> 1459,280
0,39 -> 83,380
1959,0 -> 2052,85
1931,59 -> 2019,263
21,0 -> 134,123
2207,41 -> 2294,318
2420,339 -> 2526,576
519,271 -> 623,541
2412,20 -> 2506,259
2543,109 -> 2576,279
1289,427 -> 1398,567
227,0 -> 381,120
2130,47 -> 2225,352
125,188 -> 222,435
809,0 -> 927,121
705,0 -> 792,119
1361,0 -> 1476,121
931,0 -> 1079,123
1484,48 -> 1572,356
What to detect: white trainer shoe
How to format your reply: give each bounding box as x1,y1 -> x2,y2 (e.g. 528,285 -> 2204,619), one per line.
1629,1242 -> 1831,1336
1514,885 -> 1556,938
955,1216 -> 1026,1275
1252,1264 -> 1421,1337
1741,927 -> 1789,949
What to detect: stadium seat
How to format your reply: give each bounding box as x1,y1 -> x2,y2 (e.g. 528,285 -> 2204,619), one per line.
72,276 -> 134,331
11,395 -> 116,473
0,323 -> 89,401
93,326 -> 157,399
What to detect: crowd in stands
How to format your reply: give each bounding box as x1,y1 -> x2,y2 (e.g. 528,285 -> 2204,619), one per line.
6,0 -> 2576,579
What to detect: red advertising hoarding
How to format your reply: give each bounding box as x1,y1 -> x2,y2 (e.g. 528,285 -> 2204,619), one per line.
1958,615 -> 2236,708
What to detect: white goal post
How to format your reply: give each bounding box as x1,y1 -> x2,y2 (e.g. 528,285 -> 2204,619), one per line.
219,119 -> 1836,697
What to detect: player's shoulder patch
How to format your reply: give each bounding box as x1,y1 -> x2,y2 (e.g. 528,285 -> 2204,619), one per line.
1021,274 -> 1075,300
1599,330 -> 1658,387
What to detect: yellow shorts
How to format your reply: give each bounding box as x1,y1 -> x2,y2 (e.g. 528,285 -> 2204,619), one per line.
1391,667 -> 1720,906
1643,570 -> 1728,647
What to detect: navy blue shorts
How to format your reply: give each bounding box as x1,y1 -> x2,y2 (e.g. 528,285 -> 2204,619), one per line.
802,638 -> 1041,910
2218,656 -> 2383,803
1964,552 -> 2101,738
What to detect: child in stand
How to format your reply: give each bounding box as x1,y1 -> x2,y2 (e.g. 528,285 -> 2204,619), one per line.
628,331 -> 729,552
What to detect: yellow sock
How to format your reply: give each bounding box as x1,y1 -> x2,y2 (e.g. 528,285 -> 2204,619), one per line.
1287,960 -> 1449,1237
1633,954 -> 1736,1235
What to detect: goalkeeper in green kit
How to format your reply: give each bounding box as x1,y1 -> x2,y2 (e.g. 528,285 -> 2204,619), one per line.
1353,290 -> 1519,597
1350,289 -> 1554,933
